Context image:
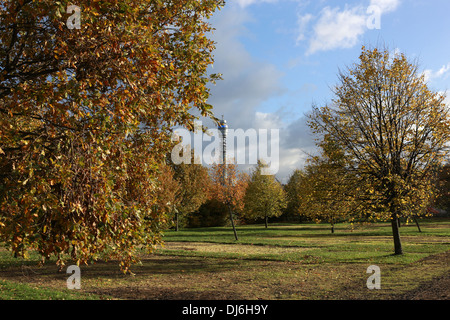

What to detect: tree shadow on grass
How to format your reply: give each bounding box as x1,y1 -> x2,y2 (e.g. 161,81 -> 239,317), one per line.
90,286 -> 244,300
66,255 -> 244,280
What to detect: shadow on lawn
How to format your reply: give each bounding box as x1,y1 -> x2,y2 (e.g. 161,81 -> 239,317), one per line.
79,255 -> 243,279
0,250 -> 244,280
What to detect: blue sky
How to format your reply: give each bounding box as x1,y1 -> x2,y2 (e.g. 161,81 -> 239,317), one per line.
199,0 -> 450,182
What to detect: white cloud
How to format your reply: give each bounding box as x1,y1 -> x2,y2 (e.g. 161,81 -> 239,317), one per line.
422,69 -> 433,82
231,0 -> 279,8
370,0 -> 400,13
298,0 -> 401,55
423,63 -> 450,82
203,5 -> 321,180
205,6 -> 285,130
306,6 -> 366,55
296,13 -> 313,43
436,63 -> 450,78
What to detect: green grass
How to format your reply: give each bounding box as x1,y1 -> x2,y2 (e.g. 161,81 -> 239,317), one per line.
158,219 -> 450,265
0,218 -> 448,300
0,279 -> 102,300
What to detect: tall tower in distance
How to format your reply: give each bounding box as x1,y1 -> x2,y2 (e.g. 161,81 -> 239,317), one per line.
217,116 -> 228,182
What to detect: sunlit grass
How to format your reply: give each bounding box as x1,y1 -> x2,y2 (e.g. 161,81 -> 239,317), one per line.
158,218 -> 450,265
0,218 -> 448,300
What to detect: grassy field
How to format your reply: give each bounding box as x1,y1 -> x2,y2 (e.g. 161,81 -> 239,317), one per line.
0,218 -> 449,300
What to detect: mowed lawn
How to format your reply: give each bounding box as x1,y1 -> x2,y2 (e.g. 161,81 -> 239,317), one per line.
0,218 -> 449,300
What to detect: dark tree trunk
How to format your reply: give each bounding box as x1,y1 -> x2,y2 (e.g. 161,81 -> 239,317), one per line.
413,216 -> 422,233
265,214 -> 268,228
331,217 -> 335,233
391,213 -> 403,255
228,205 -> 238,241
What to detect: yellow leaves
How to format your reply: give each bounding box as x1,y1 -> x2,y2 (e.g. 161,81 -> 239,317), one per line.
0,0 -> 223,274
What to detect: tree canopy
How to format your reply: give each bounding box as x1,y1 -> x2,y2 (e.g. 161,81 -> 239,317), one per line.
243,160 -> 286,228
209,162 -> 249,240
308,46 -> 450,254
0,0 -> 223,272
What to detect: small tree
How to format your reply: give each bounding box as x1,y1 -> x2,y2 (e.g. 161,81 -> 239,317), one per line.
187,199 -> 229,228
284,169 -> 306,222
154,162 -> 181,230
435,163 -> 450,212
243,161 -> 287,228
209,162 -> 249,240
170,151 -> 211,231
298,136 -> 360,233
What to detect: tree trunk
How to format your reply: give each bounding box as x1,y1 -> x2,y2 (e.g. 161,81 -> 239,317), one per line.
228,205 -> 238,241
413,216 -> 422,233
331,217 -> 335,233
265,214 -> 268,228
391,213 -> 403,255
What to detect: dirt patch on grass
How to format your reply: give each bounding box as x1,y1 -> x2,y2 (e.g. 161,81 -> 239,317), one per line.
399,273 -> 450,300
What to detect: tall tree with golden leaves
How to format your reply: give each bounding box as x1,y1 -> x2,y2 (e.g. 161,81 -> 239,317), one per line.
243,161 -> 286,228
309,46 -> 450,254
0,0 -> 223,272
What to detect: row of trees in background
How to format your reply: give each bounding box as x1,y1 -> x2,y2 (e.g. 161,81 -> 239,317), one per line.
156,153 -> 287,239
162,144 -> 449,236
161,46 -> 450,258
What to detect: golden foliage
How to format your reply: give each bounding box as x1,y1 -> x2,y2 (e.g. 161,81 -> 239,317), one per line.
0,0 -> 223,272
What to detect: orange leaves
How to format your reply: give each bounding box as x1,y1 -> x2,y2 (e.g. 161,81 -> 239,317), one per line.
308,45 -> 450,233
0,0 -> 223,273
209,162 -> 249,213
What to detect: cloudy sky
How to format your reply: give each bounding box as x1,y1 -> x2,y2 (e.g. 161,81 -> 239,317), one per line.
195,0 -> 450,182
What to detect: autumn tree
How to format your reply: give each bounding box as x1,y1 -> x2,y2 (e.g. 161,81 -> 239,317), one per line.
309,46 -> 450,254
187,199 -> 229,228
154,162 -> 181,230
297,135 -> 361,233
209,162 -> 249,240
243,160 -> 286,228
170,150 -> 211,231
0,0 -> 223,272
284,169 -> 310,222
434,163 -> 450,212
